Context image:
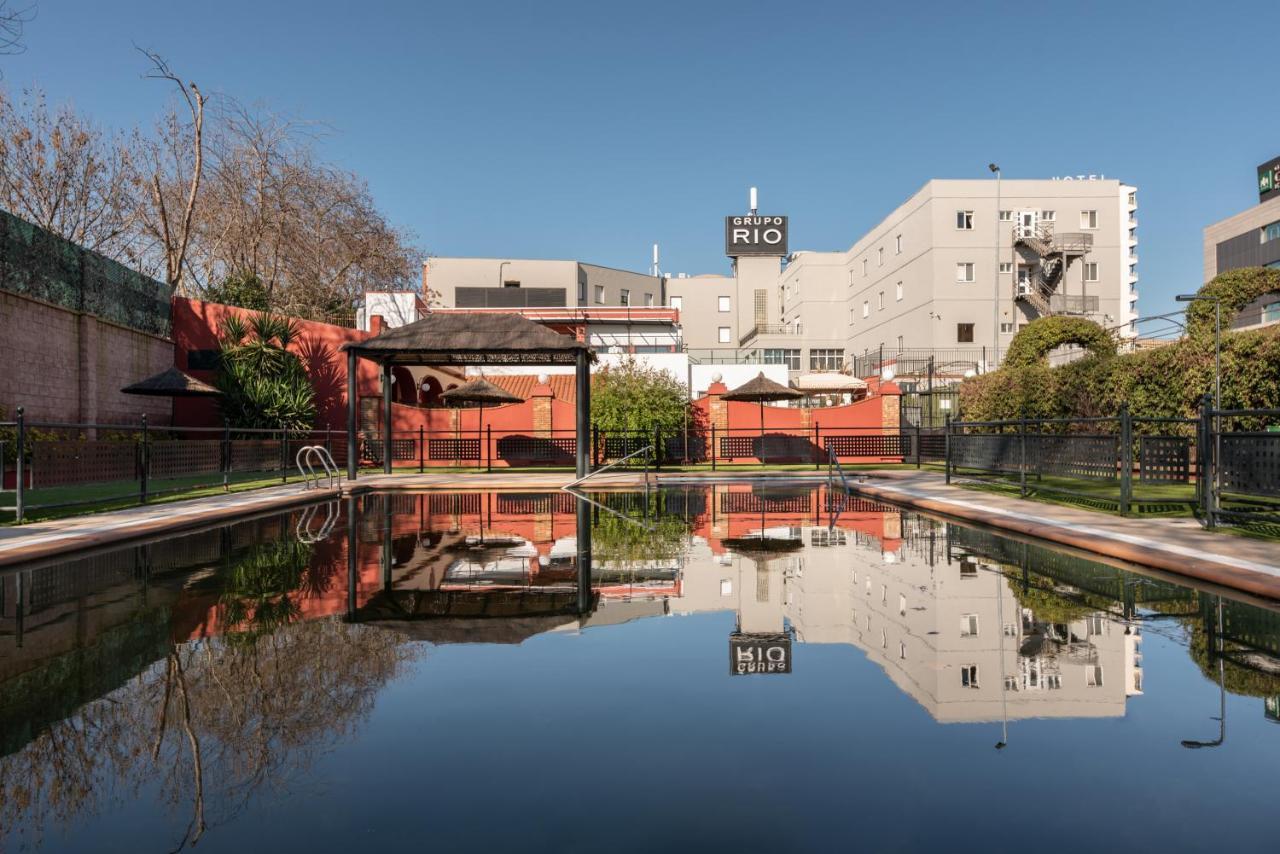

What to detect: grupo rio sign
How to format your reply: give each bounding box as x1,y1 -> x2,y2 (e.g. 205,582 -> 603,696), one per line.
725,215 -> 788,257
729,632 -> 792,675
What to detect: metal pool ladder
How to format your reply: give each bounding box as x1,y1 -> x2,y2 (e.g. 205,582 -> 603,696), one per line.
563,444 -> 653,491
296,445 -> 341,490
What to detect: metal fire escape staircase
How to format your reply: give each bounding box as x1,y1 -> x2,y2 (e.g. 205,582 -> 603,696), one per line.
1013,224 -> 1092,318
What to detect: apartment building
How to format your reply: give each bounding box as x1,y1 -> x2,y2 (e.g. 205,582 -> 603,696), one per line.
423,257 -> 664,311
1202,156 -> 1280,331
771,178 -> 1139,376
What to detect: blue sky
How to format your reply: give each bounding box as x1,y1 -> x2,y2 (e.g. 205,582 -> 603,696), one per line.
4,0 -> 1278,320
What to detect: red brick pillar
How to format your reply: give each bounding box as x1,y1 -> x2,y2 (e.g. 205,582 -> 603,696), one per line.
880,389 -> 901,432
705,375 -> 729,435
531,374 -> 554,438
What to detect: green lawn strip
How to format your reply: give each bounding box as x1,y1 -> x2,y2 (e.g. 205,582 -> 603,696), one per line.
0,471 -> 312,524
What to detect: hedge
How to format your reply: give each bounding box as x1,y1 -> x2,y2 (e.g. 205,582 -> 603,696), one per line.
1002,316 -> 1117,368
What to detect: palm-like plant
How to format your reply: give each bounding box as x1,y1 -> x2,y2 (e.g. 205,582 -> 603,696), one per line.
215,312 -> 317,432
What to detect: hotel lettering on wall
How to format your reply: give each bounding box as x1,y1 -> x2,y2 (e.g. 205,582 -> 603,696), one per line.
729,633 -> 792,675
1259,156 -> 1280,203
725,215 -> 788,257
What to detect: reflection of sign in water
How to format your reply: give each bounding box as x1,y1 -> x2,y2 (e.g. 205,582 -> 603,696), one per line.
730,632 -> 792,675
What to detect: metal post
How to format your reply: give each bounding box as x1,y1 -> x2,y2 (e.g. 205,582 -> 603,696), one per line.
1119,404 -> 1133,516
814,423 -> 821,471
1201,393 -> 1217,529
944,414 -> 952,485
915,422 -> 922,469
140,414 -> 149,503
486,425 -> 492,473
346,494 -> 358,619
15,407 -> 25,524
653,425 -> 662,471
592,424 -> 600,468
575,348 -> 591,480
222,422 -> 231,491
992,165 -> 1002,367
575,494 -> 593,615
279,428 -> 287,483
346,348 -> 358,482
711,422 -> 717,472
381,362 -> 393,475
419,425 -> 425,473
1019,415 -> 1028,498
1213,300 -> 1221,528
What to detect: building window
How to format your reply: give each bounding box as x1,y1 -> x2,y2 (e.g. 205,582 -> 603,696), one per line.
999,209 -> 1012,221
877,247 -> 884,266
718,295 -> 731,313
999,262 -> 1012,274
669,295 -> 682,310
878,291 -> 885,310
1262,221 -> 1280,243
503,279 -> 520,288
717,326 -> 731,344
1080,210 -> 1098,229
810,348 -> 844,371
896,281 -> 903,301
849,307 -> 855,326
578,281 -> 586,301
1084,262 -> 1099,281
1041,210 -> 1056,221
1086,666 -> 1104,687
862,258 -> 868,276
595,285 -> 605,304
956,262 -> 975,282
957,323 -> 975,343
999,322 -> 1015,334
764,348 -> 800,370
620,289 -> 630,306
961,665 -> 979,688
895,234 -> 903,254
960,614 -> 979,637
862,300 -> 870,318
896,334 -> 904,352
1128,192 -> 1137,205
1263,301 -> 1280,324
956,210 -> 974,230
645,293 -> 654,307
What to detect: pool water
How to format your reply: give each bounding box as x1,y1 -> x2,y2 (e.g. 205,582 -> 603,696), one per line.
2,484 -> 1279,852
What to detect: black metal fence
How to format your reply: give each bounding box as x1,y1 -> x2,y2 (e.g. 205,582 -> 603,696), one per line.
944,398 -> 1280,527
1,408 -> 345,522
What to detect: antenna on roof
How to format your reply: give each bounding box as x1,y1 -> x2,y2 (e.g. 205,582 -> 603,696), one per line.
749,186 -> 758,215
651,243 -> 660,278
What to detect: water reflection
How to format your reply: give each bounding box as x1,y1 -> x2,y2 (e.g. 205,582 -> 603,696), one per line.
2,484 -> 1280,849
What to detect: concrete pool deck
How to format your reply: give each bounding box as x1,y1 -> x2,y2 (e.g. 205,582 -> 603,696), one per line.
1,469 -> 1278,601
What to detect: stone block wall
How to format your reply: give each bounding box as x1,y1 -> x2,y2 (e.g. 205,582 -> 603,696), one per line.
0,290 -> 172,426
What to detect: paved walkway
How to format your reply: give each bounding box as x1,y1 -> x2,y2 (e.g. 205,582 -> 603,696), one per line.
2,468 -> 1277,601
848,470 -> 1280,601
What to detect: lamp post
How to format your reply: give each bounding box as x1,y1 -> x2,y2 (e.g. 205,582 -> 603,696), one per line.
497,260 -> 511,288
1177,294 -> 1221,526
1181,596 -> 1226,749
989,163 -> 1001,373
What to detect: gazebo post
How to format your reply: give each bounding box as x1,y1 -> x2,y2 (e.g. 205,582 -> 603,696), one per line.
346,348 -> 359,482
575,348 -> 591,479
381,361 -> 393,475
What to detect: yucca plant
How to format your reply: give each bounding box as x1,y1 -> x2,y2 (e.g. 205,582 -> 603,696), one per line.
215,312 -> 317,432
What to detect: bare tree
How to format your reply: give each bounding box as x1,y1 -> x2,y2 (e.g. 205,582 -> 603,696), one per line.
132,48 -> 206,294
0,86 -> 136,255
0,2 -> 34,58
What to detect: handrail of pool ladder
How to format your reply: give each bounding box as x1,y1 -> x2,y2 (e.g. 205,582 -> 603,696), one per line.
295,445 -> 341,491
827,447 -> 851,530
562,444 -> 653,491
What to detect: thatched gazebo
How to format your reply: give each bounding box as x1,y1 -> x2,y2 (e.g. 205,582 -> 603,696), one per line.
121,366 -> 221,398
341,312 -> 594,478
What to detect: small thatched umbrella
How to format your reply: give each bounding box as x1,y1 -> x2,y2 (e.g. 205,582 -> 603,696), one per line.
440,378 -> 523,466
121,366 -> 221,398
122,366 -> 222,426
721,372 -> 802,463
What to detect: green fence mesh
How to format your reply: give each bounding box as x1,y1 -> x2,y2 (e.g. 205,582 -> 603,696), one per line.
0,209 -> 171,336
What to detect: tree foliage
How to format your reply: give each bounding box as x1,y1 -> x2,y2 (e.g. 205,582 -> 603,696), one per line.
962,268 -> 1280,422
590,357 -> 692,437
203,271 -> 270,311
1003,316 -> 1117,368
214,312 -> 317,431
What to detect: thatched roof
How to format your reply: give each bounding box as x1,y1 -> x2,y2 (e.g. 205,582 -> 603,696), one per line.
439,378 -> 524,407
722,371 -> 802,402
121,366 -> 221,397
343,312 -> 593,366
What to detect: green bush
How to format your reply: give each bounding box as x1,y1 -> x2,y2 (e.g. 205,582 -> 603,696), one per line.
591,357 -> 692,437
1003,316 -> 1117,368
1185,266 -> 1280,341
215,313 -> 318,432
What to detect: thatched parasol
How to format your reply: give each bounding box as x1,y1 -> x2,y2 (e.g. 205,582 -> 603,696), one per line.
438,378 -> 523,466
722,372 -> 802,462
121,366 -> 221,397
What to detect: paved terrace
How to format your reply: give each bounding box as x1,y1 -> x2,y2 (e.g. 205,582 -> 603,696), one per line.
1,470 -> 1278,601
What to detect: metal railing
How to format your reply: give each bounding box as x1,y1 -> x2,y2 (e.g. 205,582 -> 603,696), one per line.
295,445 -> 341,490
564,445 -> 653,490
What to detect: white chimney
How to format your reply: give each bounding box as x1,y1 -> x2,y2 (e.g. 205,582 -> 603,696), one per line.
749,186 -> 758,214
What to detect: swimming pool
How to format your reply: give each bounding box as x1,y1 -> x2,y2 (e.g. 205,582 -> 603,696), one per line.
2,484 -> 1278,852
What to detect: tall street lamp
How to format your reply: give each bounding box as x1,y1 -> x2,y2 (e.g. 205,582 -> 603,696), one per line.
989,163 -> 1001,372
497,260 -> 511,288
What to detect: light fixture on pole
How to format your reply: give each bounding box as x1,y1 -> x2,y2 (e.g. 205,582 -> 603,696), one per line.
989,163 -> 1001,374
498,260 -> 511,288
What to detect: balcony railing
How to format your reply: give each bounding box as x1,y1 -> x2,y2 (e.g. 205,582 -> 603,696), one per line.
738,324 -> 800,346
